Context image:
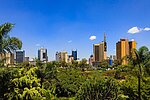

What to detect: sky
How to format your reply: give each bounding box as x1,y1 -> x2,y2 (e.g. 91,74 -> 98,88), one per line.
0,0 -> 150,61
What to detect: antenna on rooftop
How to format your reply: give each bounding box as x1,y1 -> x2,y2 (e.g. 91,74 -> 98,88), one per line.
104,32 -> 106,42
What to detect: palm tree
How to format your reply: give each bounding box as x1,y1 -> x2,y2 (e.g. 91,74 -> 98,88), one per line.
127,46 -> 150,100
2,37 -> 22,53
0,23 -> 22,64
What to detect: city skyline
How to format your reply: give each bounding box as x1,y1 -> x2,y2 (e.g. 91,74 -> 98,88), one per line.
0,0 -> 150,61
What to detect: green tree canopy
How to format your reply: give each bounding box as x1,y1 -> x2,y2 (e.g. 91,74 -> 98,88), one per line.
0,23 -> 22,53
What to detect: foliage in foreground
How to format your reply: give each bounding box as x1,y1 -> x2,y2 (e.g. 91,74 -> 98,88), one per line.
0,62 -> 150,100
0,66 -> 55,99
75,78 -> 120,100
0,46 -> 150,99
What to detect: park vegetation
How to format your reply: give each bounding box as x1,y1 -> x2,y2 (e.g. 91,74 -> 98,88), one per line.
0,23 -> 150,100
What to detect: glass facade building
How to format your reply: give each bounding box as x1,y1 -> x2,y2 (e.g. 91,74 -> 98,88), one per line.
72,50 -> 77,60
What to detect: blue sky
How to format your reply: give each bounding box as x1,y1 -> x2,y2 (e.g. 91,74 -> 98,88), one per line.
0,0 -> 150,61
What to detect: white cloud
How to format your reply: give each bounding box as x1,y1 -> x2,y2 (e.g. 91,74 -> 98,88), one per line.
131,39 -> 135,41
89,36 -> 96,40
128,27 -> 150,34
68,40 -> 72,43
127,27 -> 141,34
144,27 -> 150,31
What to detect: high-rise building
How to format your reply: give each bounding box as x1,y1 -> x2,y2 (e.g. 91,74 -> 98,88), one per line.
72,50 -> 77,60
16,50 -> 25,63
38,48 -> 48,63
93,33 -> 107,62
129,39 -> 136,55
56,52 -> 59,61
99,41 -> 107,62
110,55 -> 116,60
56,51 -> 68,63
93,43 -> 100,62
116,39 -> 129,64
116,39 -> 136,65
89,55 -> 94,65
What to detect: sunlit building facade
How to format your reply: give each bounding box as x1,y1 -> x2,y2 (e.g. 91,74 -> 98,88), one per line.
116,39 -> 136,65
129,40 -> 136,55
0,53 -> 14,65
93,33 -> 107,63
56,51 -> 68,63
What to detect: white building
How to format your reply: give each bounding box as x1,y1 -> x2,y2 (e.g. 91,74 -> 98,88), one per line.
56,51 -> 68,63
38,48 -> 48,63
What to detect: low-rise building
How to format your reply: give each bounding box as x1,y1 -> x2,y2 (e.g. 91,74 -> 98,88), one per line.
0,53 -> 14,65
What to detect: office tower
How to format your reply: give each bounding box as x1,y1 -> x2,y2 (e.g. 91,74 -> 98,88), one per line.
93,43 -> 100,62
56,52 -> 59,61
116,39 -> 129,64
72,50 -> 77,60
89,55 -> 94,65
113,55 -> 116,60
116,39 -> 136,65
109,58 -> 113,66
0,53 -> 14,65
129,39 -> 136,55
38,48 -> 48,63
110,55 -> 116,60
93,33 -> 107,62
99,41 -> 107,62
56,51 -> 68,63
16,50 -> 25,63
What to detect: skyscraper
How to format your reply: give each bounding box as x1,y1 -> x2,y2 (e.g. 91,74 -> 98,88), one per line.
56,51 -> 68,63
129,39 -> 136,55
116,39 -> 136,65
38,48 -> 48,63
93,33 -> 107,62
93,44 -> 100,62
56,51 -> 59,61
99,41 -> 107,62
16,50 -> 25,63
72,50 -> 77,60
89,55 -> 94,65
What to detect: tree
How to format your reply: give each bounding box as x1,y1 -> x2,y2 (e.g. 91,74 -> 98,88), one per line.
75,78 -> 120,100
99,60 -> 110,69
113,59 -> 122,68
0,67 -> 18,99
36,62 -> 57,88
126,46 -> 150,100
79,58 -> 87,70
0,23 -> 22,53
55,69 -> 86,97
5,66 -> 55,99
0,23 -> 22,65
120,75 -> 150,100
